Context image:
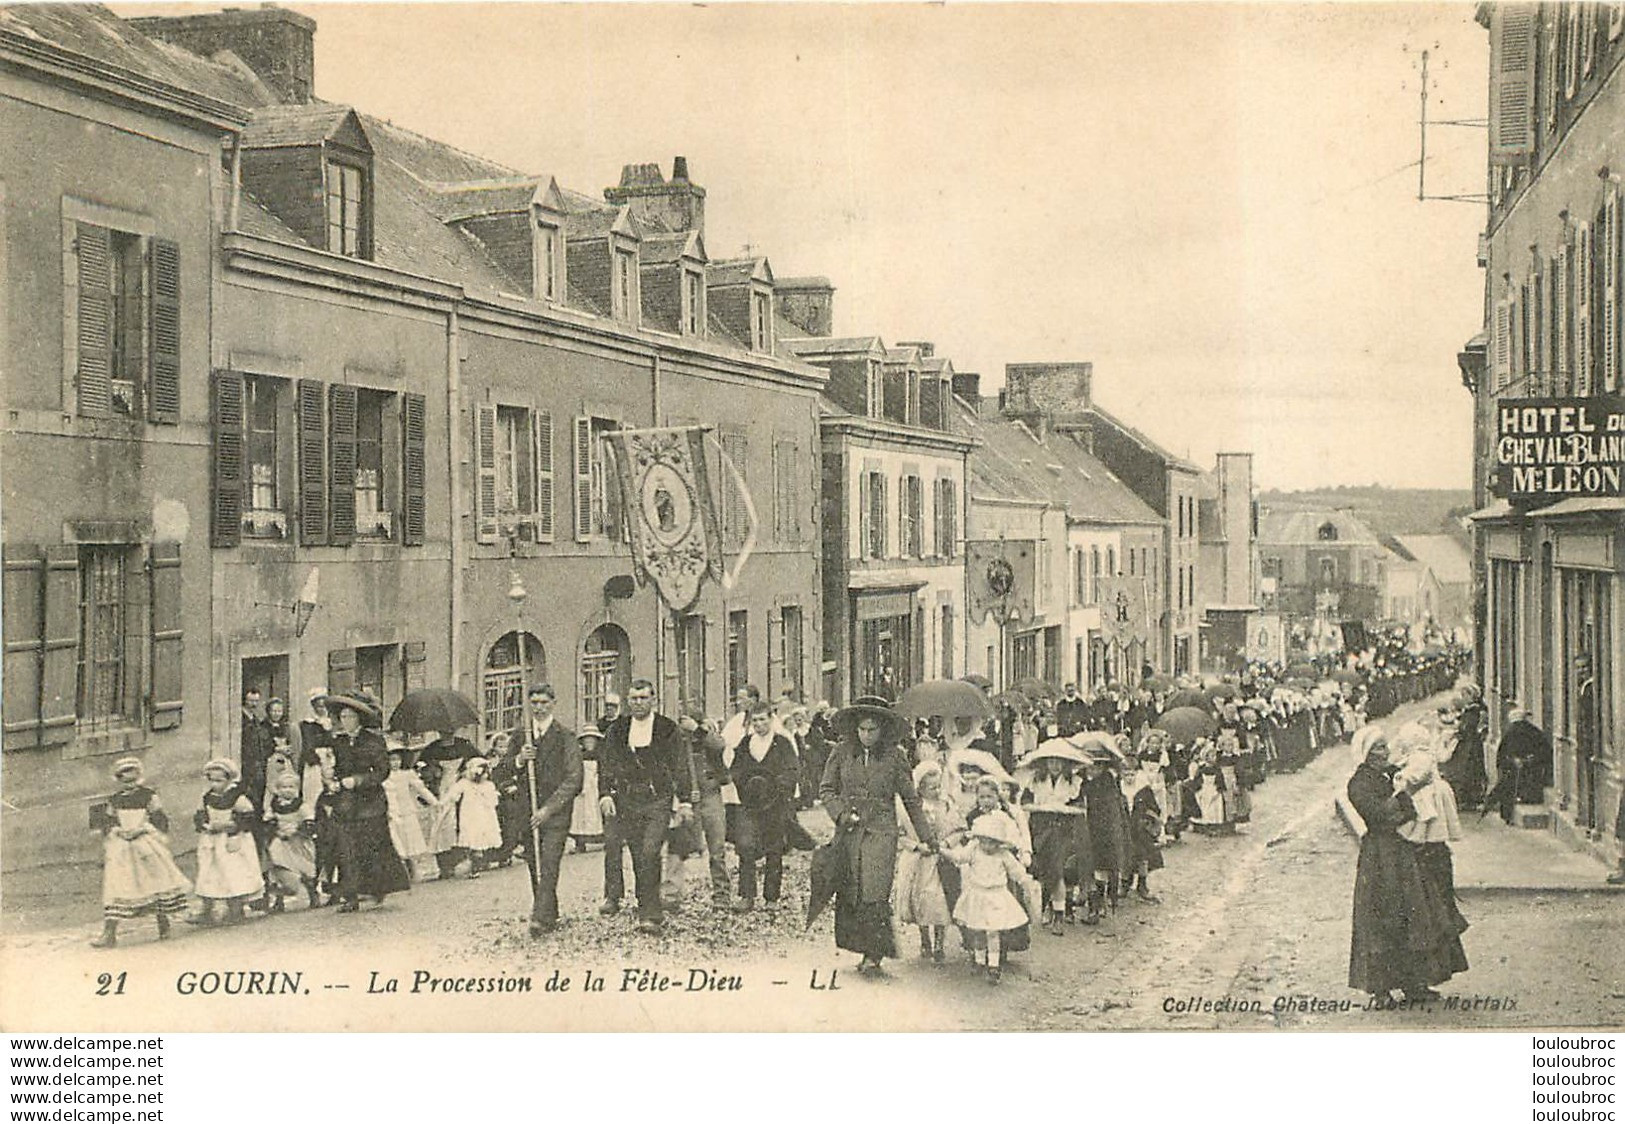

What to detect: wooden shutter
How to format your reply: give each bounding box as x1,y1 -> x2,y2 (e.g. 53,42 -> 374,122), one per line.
878,475 -> 889,556
532,411 -> 555,542
1489,4 -> 1536,165
327,648 -> 357,694
401,391 -> 426,546
857,470 -> 871,558
1576,221 -> 1594,395
297,379 -> 328,546
149,542 -> 183,730
475,405 -> 499,544
1554,243 -> 1571,391
147,238 -> 181,424
75,223 -> 113,418
328,383 -> 358,547
402,640 -> 427,691
1509,287 -> 1524,386
1493,300 -> 1512,391
3,547 -> 44,750
1605,184 -> 1620,392
211,370 -> 244,548
39,545 -> 79,745
574,416 -> 593,542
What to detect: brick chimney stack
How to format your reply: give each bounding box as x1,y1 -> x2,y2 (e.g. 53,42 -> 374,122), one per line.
776,277 -> 835,337
604,156 -> 707,237
131,6 -> 317,104
952,371 -> 982,412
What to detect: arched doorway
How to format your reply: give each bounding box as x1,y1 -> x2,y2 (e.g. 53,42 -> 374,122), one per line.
579,624 -> 630,728
483,631 -> 546,736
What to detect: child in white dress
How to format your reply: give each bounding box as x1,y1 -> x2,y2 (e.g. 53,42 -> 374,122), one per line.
384,749 -> 439,880
943,811 -> 1029,984
447,757 -> 503,875
190,758 -> 264,926
90,757 -> 191,948
899,762 -> 962,964
264,773 -> 318,910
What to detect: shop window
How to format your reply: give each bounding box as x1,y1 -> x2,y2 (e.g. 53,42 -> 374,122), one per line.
726,611 -> 749,702
482,632 -> 545,736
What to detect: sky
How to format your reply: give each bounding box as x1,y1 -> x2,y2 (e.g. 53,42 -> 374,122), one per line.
141,1 -> 1490,491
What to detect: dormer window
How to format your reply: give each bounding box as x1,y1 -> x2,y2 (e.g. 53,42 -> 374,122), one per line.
536,222 -> 563,302
867,360 -> 882,419
684,269 -> 704,336
1317,521 -> 1339,542
614,247 -> 638,323
906,371 -> 921,425
751,290 -> 771,352
325,158 -> 366,258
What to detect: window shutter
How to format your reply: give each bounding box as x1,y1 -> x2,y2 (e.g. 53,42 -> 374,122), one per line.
39,545 -> 79,745
1565,2 -> 1580,98
1605,184 -> 1620,392
1489,4 -> 1536,165
296,379 -> 328,546
1611,3 -> 1624,41
533,410 -> 555,542
147,238 -> 181,424
1576,221 -> 1594,395
475,405 -> 499,544
1583,1 -> 1598,74
211,370 -> 244,548
75,223 -> 113,418
401,391 -> 426,546
328,383 -> 358,547
574,416 -> 593,542
1492,300 -> 1511,391
122,545 -> 147,730
327,648 -> 357,693
879,475 -> 889,556
402,640 -> 427,691
148,542 -> 183,730
858,470 -> 871,558
3,547 -> 44,750
1554,243 -> 1571,391
1509,287 -> 1524,386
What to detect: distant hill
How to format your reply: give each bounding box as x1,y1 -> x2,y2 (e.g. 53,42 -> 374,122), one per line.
1257,486 -> 1474,539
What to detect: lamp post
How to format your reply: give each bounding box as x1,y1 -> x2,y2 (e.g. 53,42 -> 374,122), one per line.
506,531 -> 542,887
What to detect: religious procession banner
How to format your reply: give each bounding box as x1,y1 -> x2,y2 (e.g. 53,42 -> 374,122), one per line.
604,426 -> 724,613
965,539 -> 1036,624
1096,574 -> 1150,648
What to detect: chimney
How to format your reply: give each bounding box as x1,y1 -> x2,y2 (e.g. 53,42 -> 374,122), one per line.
952,371 -> 982,411
131,6 -> 317,104
604,156 -> 706,236
775,276 -> 835,337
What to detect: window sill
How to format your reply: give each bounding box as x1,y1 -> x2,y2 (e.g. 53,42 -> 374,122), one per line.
62,724 -> 148,761
242,511 -> 289,540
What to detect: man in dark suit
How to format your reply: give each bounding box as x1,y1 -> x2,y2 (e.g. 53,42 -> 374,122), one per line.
510,683 -> 582,937
1055,683 -> 1089,737
599,678 -> 695,934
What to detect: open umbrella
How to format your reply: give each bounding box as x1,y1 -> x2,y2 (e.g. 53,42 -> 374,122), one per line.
1069,730 -> 1130,765
960,673 -> 994,691
1206,682 -> 1241,702
1016,677 -> 1057,701
897,679 -> 991,722
388,688 -> 480,735
1330,668 -> 1362,685
946,747 -> 1016,786
1154,706 -> 1219,744
991,690 -> 1034,714
1142,673 -> 1175,692
1166,688 -> 1211,711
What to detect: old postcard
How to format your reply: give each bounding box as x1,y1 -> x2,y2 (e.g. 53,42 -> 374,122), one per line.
2,1 -> 1622,1034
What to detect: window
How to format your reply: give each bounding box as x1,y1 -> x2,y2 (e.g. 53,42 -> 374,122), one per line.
1317,521 -> 1339,542
325,160 -> 365,257
482,632 -> 545,735
866,362 -> 883,419
580,624 -> 629,728
935,478 -> 958,559
246,376 -> 280,514
751,291 -> 771,352
726,610 -> 749,702
1319,557 -> 1337,585
773,440 -> 801,543
685,269 -> 704,336
900,475 -> 923,557
573,416 -> 622,542
860,471 -> 888,559
476,405 -> 554,544
537,224 -> 562,301
71,222 -> 180,423
675,614 -> 706,712
354,390 -> 390,539
76,546 -> 131,729
940,604 -> 954,679
1073,547 -> 1085,606
780,606 -> 804,702
1107,546 -> 1117,576
906,372 -> 921,425
614,249 -> 637,321
355,644 -> 398,712
1091,546 -> 1101,603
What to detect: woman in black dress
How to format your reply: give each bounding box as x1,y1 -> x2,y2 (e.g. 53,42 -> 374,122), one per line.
322,692 -> 411,912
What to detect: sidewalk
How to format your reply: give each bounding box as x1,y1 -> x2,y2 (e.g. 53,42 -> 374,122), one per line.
1335,789 -> 1621,895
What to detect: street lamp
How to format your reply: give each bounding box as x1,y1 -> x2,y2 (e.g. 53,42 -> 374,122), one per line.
505,527 -> 542,896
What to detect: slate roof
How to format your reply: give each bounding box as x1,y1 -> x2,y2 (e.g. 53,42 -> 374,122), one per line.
1393,534 -> 1471,585
783,336 -> 884,357
1,3 -> 267,109
1257,508 -> 1381,547
423,178 -> 544,223
640,231 -> 702,266
1080,403 -> 1201,474
957,400 -> 1161,525
707,258 -> 767,286
241,102 -> 357,148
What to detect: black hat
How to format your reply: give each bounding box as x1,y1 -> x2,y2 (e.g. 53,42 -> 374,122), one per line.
832,696 -> 908,745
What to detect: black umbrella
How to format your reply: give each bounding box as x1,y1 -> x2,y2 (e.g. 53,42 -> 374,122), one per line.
959,673 -> 994,691
1154,706 -> 1219,744
805,833 -> 851,930
1166,688 -> 1211,711
388,688 -> 481,736
897,679 -> 992,722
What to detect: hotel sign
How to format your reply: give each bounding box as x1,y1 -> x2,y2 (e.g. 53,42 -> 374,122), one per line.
1494,396 -> 1625,502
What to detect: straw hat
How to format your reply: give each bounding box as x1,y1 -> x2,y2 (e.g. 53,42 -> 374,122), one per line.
202,757 -> 239,781
970,810 -> 1020,848
318,691 -> 383,728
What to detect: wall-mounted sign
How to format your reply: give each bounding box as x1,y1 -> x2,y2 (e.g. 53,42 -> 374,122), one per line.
1494,396 -> 1625,502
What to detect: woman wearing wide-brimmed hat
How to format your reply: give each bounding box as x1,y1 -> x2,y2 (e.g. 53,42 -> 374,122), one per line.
817,697 -> 935,974
321,692 -> 411,912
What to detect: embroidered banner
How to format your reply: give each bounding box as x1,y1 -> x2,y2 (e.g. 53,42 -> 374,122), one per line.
604,426 -> 724,613
965,539 -> 1036,625
1096,575 -> 1151,648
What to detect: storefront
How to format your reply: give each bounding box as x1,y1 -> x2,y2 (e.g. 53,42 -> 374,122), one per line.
851,585 -> 923,702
